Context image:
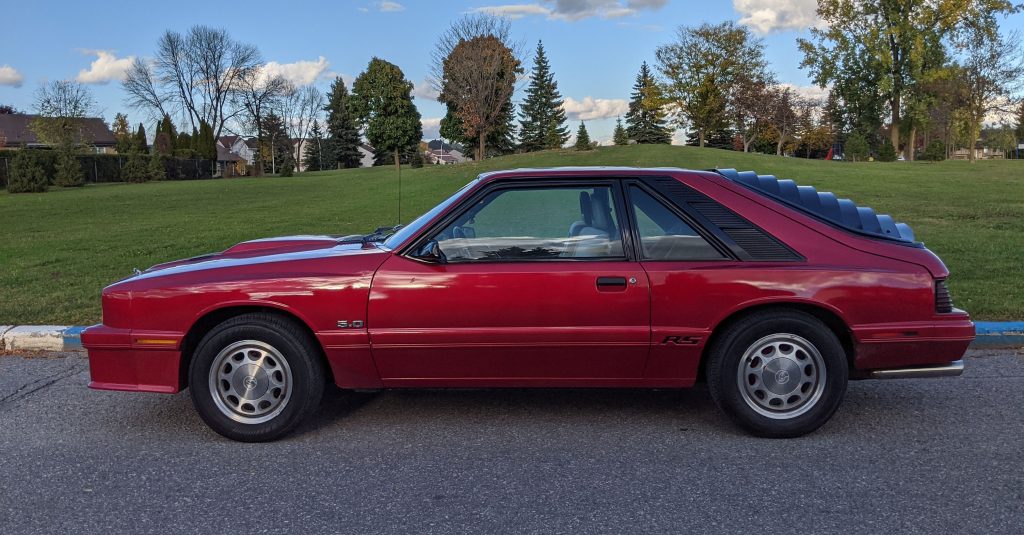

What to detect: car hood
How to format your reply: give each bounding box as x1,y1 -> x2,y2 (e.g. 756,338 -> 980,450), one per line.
131,235 -> 382,281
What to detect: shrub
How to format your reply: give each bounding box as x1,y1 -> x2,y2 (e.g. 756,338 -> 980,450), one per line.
920,140 -> 946,161
148,153 -> 167,181
122,152 -> 150,183
876,142 -> 898,162
7,150 -> 49,193
278,159 -> 294,177
844,133 -> 870,162
53,147 -> 85,187
410,151 -> 424,168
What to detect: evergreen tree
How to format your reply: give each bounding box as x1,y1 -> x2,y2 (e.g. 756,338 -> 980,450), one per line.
574,122 -> 592,151
303,120 -> 326,172
324,76 -> 363,169
53,145 -> 84,187
123,127 -> 150,183
518,41 -> 570,152
148,151 -> 166,180
156,114 -> 177,154
111,113 -> 132,154
259,113 -> 291,174
441,99 -> 516,158
625,62 -> 672,144
175,131 -> 193,158
613,117 -> 628,146
196,121 -> 217,161
685,127 -> 735,150
350,58 -> 422,170
134,123 -> 148,153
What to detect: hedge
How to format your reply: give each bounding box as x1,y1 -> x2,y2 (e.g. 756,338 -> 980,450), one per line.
0,149 -> 216,188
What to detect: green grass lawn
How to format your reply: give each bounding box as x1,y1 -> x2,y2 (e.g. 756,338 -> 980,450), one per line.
2,144 -> 1022,324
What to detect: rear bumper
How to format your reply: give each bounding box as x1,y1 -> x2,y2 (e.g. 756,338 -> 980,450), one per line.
81,325 -> 184,394
852,315 -> 974,371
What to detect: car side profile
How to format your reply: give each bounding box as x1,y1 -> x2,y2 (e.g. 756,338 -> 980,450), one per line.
82,167 -> 974,441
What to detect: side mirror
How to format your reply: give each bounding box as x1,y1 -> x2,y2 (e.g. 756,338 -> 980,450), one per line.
413,240 -> 447,264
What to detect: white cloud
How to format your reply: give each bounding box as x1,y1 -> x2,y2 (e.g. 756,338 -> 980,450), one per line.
0,65 -> 24,87
378,1 -> 405,11
562,96 -> 628,121
421,117 -> 442,139
412,79 -> 439,101
733,0 -> 820,34
472,0 -> 666,21
75,50 -> 134,84
260,56 -> 331,86
781,83 -> 829,102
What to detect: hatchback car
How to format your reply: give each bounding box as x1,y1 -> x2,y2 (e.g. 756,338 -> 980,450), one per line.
83,167 -> 974,441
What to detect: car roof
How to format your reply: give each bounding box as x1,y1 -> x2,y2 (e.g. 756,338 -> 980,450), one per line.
476,166 -> 701,182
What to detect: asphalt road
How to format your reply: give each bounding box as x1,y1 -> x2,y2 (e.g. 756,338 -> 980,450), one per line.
1,349 -> 1022,534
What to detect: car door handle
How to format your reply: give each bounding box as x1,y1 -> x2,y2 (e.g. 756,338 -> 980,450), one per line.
596,276 -> 628,291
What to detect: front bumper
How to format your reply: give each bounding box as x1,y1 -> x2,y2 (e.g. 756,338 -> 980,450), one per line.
81,325 -> 184,393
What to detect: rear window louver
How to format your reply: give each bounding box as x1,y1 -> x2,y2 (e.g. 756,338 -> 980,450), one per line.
935,280 -> 954,313
715,169 -> 917,244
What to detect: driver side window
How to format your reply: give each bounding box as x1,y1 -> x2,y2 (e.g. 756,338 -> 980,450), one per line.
432,185 -> 625,262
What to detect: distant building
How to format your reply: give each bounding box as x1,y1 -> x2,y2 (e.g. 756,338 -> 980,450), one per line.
425,139 -> 466,165
0,113 -> 117,153
292,138 -> 375,171
216,136 -> 256,165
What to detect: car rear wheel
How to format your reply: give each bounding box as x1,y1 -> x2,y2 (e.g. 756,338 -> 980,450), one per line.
706,310 -> 848,438
189,313 -> 325,442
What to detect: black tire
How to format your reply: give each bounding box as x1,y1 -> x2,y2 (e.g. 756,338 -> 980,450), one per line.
189,312 -> 325,442
706,309 -> 848,438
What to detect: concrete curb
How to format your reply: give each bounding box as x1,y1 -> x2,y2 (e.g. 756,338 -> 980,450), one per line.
1,322 -> 1022,353
1,325 -> 89,352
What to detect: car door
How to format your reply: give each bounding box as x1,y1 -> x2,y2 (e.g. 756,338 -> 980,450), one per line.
367,180 -> 651,385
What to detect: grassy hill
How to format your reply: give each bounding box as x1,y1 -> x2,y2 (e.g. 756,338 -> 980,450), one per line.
1,144 -> 1021,324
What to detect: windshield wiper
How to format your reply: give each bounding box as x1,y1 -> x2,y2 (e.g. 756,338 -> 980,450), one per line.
360,225 -> 403,244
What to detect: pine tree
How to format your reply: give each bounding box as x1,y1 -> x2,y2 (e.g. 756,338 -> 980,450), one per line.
134,123 -> 148,153
148,151 -> 166,180
518,41 -> 570,152
303,120 -> 326,172
625,62 -> 672,144
112,113 -> 132,154
613,117 -> 628,146
196,121 -> 217,161
574,122 -> 592,151
324,76 -> 363,169
53,145 -> 84,187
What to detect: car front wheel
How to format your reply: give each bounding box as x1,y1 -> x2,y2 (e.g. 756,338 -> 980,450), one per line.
706,310 -> 848,438
189,313 -> 325,442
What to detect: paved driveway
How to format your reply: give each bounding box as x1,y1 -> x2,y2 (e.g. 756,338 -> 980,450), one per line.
1,349 -> 1021,534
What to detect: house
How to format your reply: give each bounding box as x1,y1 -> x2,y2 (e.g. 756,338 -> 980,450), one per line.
216,135 -> 256,165
951,145 -> 1007,160
216,145 -> 245,177
425,139 -> 466,165
0,113 -> 117,153
291,139 -> 376,171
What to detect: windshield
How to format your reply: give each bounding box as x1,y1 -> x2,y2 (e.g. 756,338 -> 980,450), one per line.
382,178 -> 480,249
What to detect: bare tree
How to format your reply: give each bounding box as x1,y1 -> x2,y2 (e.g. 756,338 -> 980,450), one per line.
236,70 -> 291,172
278,85 -> 325,169
956,31 -> 1024,162
35,80 -> 95,119
766,86 -> 800,156
122,25 -> 260,139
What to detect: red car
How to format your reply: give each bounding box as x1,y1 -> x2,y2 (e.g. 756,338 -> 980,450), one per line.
82,167 -> 974,441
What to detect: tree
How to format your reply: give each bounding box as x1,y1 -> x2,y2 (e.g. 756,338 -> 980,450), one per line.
799,0 -> 1018,157
518,41 -> 569,151
303,120 -> 326,172
439,35 -> 523,160
237,69 -> 290,172
955,31 -> 1024,162
876,140 -> 898,161
123,125 -> 150,183
196,121 -> 217,161
613,117 -> 628,146
574,122 -> 592,151
111,113 -> 132,154
0,104 -> 17,114
279,84 -> 325,169
32,80 -> 94,188
153,114 -> 175,157
766,86 -> 799,156
350,58 -> 422,170
844,132 -> 870,161
134,123 -> 148,153
1016,100 -> 1024,143
920,139 -> 946,161
324,76 -> 363,169
657,21 -> 767,148
259,113 -> 291,174
731,70 -> 775,152
624,62 -> 672,144
148,150 -> 166,180
123,25 -> 260,138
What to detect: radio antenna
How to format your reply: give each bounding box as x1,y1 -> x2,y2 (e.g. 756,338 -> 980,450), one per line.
396,150 -> 403,225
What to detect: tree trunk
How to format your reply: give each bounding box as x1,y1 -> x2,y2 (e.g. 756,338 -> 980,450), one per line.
776,138 -> 783,156
478,131 -> 486,161
393,148 -> 400,171
743,137 -> 752,153
889,98 -> 901,153
698,131 -> 705,148
907,127 -> 917,161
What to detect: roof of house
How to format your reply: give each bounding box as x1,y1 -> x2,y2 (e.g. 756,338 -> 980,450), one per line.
216,145 -> 244,162
0,114 -> 116,147
217,135 -> 240,148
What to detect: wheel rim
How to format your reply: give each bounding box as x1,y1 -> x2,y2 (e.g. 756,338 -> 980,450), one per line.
736,333 -> 826,420
209,340 -> 293,424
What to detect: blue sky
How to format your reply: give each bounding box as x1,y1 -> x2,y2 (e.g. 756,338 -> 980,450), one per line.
1,0 -> 1021,144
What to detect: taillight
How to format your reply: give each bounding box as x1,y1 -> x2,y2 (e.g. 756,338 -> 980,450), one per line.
935,280 -> 954,313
